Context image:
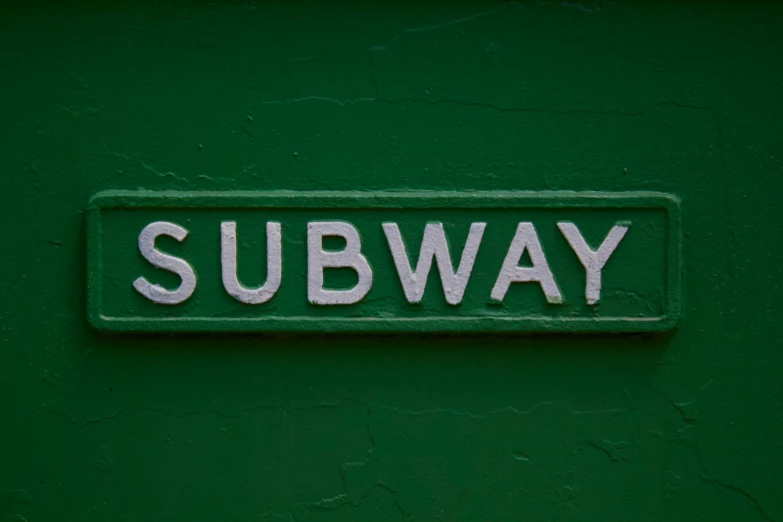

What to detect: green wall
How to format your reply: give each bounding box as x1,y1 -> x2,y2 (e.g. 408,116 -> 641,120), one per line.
1,1 -> 782,520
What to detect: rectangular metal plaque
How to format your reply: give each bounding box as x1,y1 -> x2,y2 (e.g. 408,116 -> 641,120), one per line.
87,190 -> 681,333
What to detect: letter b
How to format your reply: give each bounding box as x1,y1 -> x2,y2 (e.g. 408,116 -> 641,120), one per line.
307,222 -> 373,305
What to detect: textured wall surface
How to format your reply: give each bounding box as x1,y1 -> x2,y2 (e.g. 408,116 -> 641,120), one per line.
1,1 -> 782,520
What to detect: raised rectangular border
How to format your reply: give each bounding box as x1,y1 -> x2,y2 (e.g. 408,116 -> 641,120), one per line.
87,190 -> 681,333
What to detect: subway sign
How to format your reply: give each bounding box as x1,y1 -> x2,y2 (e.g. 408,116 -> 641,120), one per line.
87,190 -> 681,333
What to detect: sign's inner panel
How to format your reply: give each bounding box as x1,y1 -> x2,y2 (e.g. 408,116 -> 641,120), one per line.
98,206 -> 668,320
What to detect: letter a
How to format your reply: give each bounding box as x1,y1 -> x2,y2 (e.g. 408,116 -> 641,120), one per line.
490,222 -> 562,304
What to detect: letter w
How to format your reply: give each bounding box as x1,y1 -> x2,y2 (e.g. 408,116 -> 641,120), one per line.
382,222 -> 486,305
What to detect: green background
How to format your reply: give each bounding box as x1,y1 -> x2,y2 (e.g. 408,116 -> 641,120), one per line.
1,1 -> 781,520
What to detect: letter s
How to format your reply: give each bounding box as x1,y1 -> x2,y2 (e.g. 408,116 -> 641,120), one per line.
133,221 -> 197,305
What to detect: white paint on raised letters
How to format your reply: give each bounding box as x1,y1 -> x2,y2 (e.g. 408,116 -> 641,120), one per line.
133,221 -> 196,305
490,222 -> 562,304
221,221 -> 282,304
307,221 -> 373,305
558,222 -> 628,305
382,222 -> 486,305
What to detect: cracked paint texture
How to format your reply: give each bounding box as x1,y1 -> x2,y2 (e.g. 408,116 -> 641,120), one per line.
0,1 -> 782,521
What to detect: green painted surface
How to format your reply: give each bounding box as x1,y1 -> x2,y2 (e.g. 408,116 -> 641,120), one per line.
1,1 -> 782,520
88,190 -> 680,332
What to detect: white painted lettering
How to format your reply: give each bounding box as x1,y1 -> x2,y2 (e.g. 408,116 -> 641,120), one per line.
307,221 -> 373,305
558,222 -> 628,305
490,222 -> 562,304
221,221 -> 282,304
133,221 -> 197,305
382,222 -> 486,305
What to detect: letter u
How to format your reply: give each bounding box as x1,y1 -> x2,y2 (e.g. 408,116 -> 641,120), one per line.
221,221 -> 282,304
